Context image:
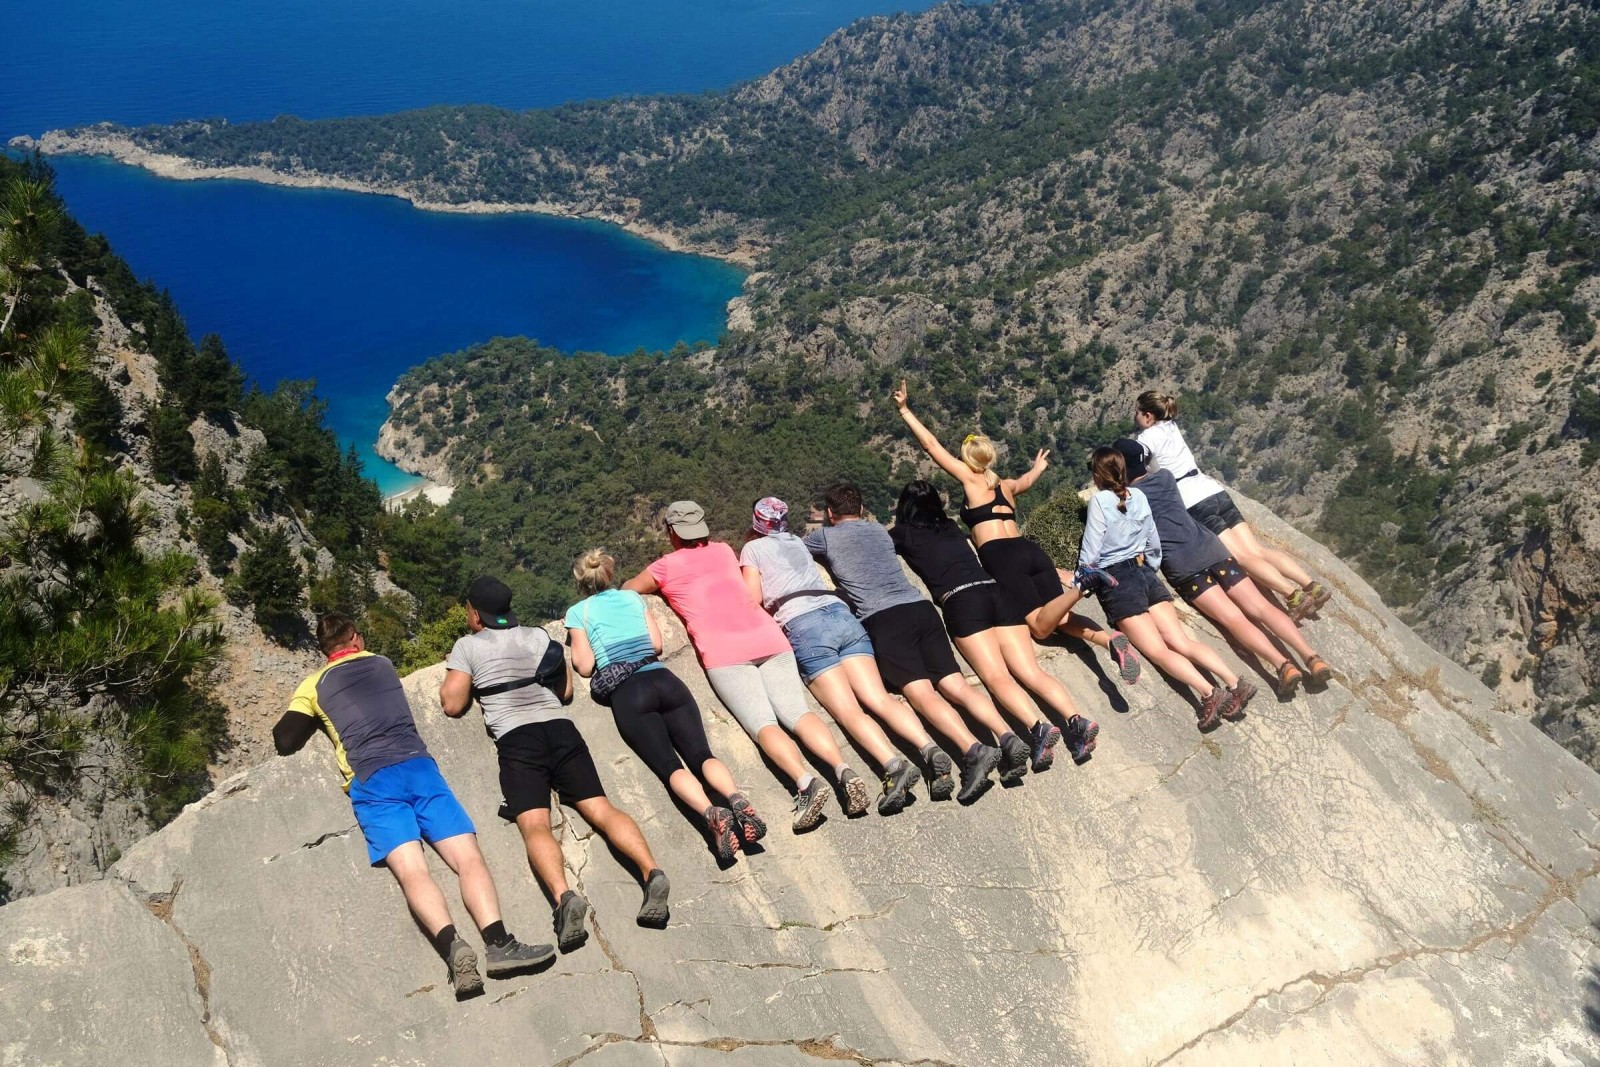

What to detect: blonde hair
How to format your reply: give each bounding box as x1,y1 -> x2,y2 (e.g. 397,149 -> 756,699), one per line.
1136,390 -> 1179,422
573,548 -> 616,597
960,434 -> 1000,488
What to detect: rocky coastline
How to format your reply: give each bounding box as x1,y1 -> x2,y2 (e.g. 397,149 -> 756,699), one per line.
10,126 -> 762,269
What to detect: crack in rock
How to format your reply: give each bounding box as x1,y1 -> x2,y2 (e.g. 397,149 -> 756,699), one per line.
118,874 -> 235,1065
1151,857 -> 1600,1065
262,824 -> 358,863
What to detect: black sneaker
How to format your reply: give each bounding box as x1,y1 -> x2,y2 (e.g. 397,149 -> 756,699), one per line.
998,732 -> 1030,783
1029,720 -> 1062,773
790,778 -> 830,831
839,767 -> 871,816
446,937 -> 484,999
706,806 -> 741,862
1065,715 -> 1099,764
484,936 -> 556,979
878,760 -> 920,815
637,869 -> 670,928
728,794 -> 767,846
553,890 -> 590,952
926,748 -> 955,801
957,743 -> 1001,804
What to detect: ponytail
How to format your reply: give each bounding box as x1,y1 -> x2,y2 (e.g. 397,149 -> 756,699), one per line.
1089,447 -> 1131,512
1136,390 -> 1178,423
960,434 -> 1000,488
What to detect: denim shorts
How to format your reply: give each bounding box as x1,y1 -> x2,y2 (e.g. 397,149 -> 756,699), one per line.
782,601 -> 875,683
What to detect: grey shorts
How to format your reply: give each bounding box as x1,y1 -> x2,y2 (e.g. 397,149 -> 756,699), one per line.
706,651 -> 814,736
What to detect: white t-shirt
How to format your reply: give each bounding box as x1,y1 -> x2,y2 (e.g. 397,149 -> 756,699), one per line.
1136,420 -> 1227,510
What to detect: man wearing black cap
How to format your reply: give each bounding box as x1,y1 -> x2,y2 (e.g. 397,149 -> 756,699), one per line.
440,576 -> 670,953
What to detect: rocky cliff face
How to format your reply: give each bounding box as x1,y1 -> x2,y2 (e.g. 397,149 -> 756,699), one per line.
5,500 -> 1600,1066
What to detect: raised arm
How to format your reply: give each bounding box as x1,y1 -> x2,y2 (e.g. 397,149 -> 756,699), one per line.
1008,449 -> 1051,497
893,379 -> 972,482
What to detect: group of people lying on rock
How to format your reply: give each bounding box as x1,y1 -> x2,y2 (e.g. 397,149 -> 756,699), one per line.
272,382 -> 1338,999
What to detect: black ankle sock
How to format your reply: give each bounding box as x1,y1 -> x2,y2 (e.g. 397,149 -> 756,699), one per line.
431,923 -> 459,958
999,730 -> 1018,746
965,741 -> 985,759
918,742 -> 940,761
480,920 -> 511,947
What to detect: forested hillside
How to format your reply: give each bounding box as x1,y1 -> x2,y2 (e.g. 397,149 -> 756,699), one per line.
0,156 -> 469,900
31,0 -> 1600,762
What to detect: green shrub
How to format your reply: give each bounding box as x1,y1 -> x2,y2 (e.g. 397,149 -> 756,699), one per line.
1023,487 -> 1088,567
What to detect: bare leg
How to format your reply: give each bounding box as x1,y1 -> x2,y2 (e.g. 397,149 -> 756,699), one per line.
839,655 -> 935,749
431,832 -> 504,932
1192,585 -> 1287,670
900,679 -> 982,751
1149,601 -> 1239,688
1232,523 -> 1315,588
1027,586 -> 1085,639
790,711 -> 849,773
953,629 -> 1044,729
384,839 -> 460,937
754,724 -> 812,788
1218,528 -> 1298,597
935,672 -> 1014,739
512,808 -> 571,900
697,757 -> 740,801
806,665 -> 899,768
664,769 -> 714,814
573,797 -> 659,881
994,625 -> 1082,720
1117,613 -> 1216,699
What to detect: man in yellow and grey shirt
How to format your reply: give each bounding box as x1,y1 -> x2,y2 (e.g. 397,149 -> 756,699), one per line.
274,612 -> 552,999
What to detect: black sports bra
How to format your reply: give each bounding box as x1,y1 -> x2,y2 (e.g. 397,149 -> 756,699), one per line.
959,486 -> 1017,529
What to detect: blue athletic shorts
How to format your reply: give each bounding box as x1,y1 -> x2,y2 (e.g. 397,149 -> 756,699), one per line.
349,755 -> 475,866
782,601 -> 876,684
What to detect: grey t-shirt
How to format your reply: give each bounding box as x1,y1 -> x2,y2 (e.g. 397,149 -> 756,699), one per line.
445,626 -> 569,739
1136,469 -> 1230,579
739,532 -> 836,627
803,519 -> 925,620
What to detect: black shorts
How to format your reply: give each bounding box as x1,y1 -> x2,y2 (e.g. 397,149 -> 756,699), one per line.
1095,558 -> 1173,625
862,601 -> 962,693
495,719 -> 606,818
1170,556 -> 1248,603
939,581 -> 1025,639
976,536 -> 1065,618
1186,491 -> 1246,537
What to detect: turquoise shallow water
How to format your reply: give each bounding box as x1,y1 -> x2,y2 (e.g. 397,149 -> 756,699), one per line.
4,0 -> 938,492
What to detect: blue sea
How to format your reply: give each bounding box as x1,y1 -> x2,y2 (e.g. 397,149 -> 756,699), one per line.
3,0 -> 937,492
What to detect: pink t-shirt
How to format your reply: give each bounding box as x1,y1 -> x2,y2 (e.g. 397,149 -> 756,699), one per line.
648,542 -> 791,669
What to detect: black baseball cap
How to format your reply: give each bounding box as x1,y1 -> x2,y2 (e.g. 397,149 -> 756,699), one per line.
1111,438 -> 1151,479
466,575 -> 519,629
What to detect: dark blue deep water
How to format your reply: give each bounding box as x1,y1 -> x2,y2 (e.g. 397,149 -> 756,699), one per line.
4,0 -> 935,492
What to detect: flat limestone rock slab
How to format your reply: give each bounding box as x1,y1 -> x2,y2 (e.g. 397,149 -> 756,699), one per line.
0,879 -> 220,1067
6,493 -> 1600,1065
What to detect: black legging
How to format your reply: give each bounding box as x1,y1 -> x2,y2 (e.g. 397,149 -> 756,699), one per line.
609,668 -> 717,784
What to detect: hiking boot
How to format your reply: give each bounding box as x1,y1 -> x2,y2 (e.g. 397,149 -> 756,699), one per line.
998,732 -> 1031,783
637,869 -> 670,928
1286,588 -> 1315,622
1109,631 -> 1142,684
1196,688 -> 1226,732
1221,678 -> 1256,721
1306,654 -> 1334,686
790,778 -> 830,832
1275,661 -> 1303,700
1306,581 -> 1334,612
957,743 -> 1001,804
1064,715 -> 1099,764
1073,564 -> 1118,594
1029,720 -> 1062,773
484,936 -> 556,979
839,768 -> 871,817
926,748 -> 955,801
729,795 -> 767,845
878,760 -> 921,815
553,890 -> 590,952
446,937 -> 485,1000
706,806 -> 741,862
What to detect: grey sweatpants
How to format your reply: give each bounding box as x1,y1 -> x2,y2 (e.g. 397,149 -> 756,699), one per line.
706,651 -> 813,736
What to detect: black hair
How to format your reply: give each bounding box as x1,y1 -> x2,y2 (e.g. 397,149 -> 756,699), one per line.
894,480 -> 955,530
824,483 -> 864,517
